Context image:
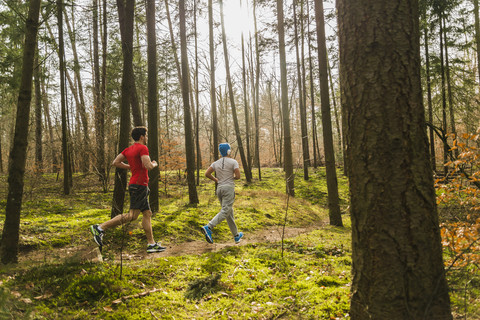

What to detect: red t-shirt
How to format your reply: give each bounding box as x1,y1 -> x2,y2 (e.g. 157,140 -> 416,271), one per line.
121,143 -> 149,186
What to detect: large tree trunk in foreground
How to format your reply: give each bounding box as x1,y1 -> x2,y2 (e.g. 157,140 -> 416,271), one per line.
337,0 -> 452,318
1,0 -> 42,264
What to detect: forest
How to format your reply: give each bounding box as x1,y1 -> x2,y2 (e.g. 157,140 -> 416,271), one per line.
0,0 -> 479,319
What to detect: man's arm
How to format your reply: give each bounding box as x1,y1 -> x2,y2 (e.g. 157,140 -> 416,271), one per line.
112,153 -> 129,170
141,155 -> 158,170
205,166 -> 218,183
234,168 -> 240,180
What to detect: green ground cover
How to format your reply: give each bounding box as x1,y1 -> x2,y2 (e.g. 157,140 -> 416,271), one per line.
0,168 -> 477,319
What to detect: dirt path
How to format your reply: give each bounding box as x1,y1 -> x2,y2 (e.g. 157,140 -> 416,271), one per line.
19,224 -> 325,265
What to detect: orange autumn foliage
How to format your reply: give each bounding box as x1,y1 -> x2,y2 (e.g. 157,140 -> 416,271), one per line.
435,130 -> 480,271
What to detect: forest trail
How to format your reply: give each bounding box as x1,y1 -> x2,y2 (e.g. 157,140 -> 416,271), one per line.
18,224 -> 326,266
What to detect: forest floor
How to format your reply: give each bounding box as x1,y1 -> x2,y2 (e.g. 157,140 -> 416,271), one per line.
0,167 -> 478,319
20,224 -> 324,265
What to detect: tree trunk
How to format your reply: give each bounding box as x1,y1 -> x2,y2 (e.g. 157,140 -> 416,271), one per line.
241,34 -> 253,172
474,0 -> 480,88
146,0 -> 159,213
293,0 -> 309,181
208,0 -> 219,161
314,0 -> 342,227
0,0 -> 41,264
34,53 -> 42,169
165,0 -> 182,84
179,0 -> 199,205
194,1 -> 202,186
65,5 -> 89,172
219,0 -> 252,183
58,0 -> 72,195
111,0 -> 135,217
41,74 -> 58,173
423,8 -> 436,172
306,0 -> 318,168
327,58 -> 343,160
92,0 -> 103,180
439,13 -> 449,176
337,0 -> 452,318
95,0 -> 107,187
442,16 -> 457,158
117,0 -> 142,127
276,0 -> 294,196
253,0 -> 261,179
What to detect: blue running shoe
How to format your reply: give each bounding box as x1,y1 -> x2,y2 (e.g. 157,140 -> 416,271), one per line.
234,232 -> 244,244
201,225 -> 213,244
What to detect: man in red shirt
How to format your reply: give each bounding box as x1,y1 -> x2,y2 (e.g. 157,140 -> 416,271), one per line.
90,126 -> 166,253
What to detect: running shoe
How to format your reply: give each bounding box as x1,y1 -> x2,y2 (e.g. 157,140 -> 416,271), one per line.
147,242 -> 167,253
201,225 -> 213,244
90,224 -> 104,247
234,232 -> 244,244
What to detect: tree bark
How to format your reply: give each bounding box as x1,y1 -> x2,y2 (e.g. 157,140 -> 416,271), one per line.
34,53 -> 42,169
442,16 -> 457,158
314,0 -> 342,227
253,0 -> 261,179
276,0 -> 294,196
92,0 -> 103,180
95,0 -> 107,187
179,0 -> 199,205
1,0 -> 42,264
57,0 -> 72,195
146,0 -> 159,213
208,0 -> 219,161
117,0 -> 142,127
306,0 -> 318,168
193,1 -> 202,186
64,4 -> 89,172
439,13 -> 449,176
219,0 -> 252,183
41,74 -> 58,173
111,0 -> 135,217
241,34 -> 253,172
165,0 -> 182,84
423,7 -> 436,172
337,0 -> 452,318
293,0 -> 309,181
474,0 -> 480,88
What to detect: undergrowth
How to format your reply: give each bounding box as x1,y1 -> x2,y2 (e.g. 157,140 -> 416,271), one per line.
0,164 -> 476,319
0,168 -> 352,319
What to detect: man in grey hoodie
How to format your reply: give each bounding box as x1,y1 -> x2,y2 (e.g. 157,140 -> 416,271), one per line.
201,143 -> 244,244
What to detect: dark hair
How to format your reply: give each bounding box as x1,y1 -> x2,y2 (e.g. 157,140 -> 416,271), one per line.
131,126 -> 147,141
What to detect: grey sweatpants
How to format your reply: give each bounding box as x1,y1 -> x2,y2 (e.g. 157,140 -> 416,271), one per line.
208,184 -> 238,237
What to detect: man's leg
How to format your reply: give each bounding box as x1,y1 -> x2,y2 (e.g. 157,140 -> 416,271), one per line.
141,210 -> 155,244
91,209 -> 141,247
225,206 -> 238,237
208,186 -> 236,231
100,209 -> 141,230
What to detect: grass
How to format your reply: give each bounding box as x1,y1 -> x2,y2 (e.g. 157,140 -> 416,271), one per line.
0,167 -> 477,319
0,167 -> 352,319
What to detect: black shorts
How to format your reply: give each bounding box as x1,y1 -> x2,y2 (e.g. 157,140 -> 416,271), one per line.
128,184 -> 151,212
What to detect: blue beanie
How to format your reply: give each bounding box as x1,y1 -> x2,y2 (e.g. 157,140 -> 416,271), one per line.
219,143 -> 231,157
